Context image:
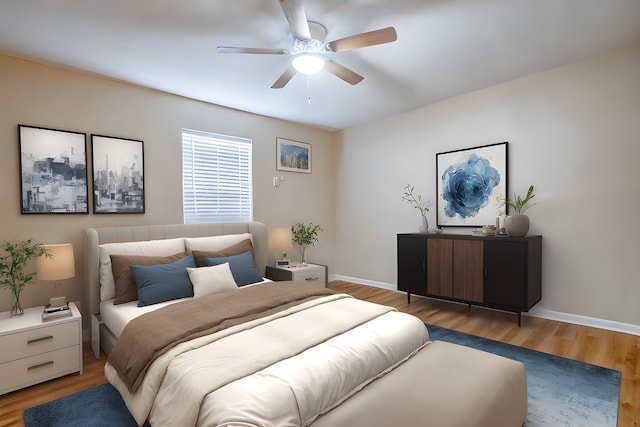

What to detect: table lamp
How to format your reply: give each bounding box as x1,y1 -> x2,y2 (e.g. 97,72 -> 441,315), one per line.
36,243 -> 75,307
271,228 -> 293,267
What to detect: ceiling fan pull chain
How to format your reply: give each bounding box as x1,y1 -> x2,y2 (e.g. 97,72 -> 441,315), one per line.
306,75 -> 312,104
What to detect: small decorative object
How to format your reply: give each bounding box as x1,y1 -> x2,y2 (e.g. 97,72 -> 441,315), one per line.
290,222 -> 322,266
276,138 -> 311,174
0,239 -> 51,316
402,184 -> 431,233
497,185 -> 536,237
91,134 -> 145,213
19,124 -> 89,214
436,142 -> 508,227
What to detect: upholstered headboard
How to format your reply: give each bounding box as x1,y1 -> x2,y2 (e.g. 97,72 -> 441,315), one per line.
83,222 -> 268,317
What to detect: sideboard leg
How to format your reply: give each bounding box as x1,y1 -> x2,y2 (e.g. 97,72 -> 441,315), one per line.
407,293 -> 411,304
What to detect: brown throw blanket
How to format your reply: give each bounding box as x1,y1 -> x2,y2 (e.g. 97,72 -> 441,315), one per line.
108,281 -> 335,393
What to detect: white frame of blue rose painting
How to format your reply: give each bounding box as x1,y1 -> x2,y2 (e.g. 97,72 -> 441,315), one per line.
436,141 -> 508,227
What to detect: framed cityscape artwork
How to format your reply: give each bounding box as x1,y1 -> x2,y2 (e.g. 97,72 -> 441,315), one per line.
18,124 -> 88,214
91,134 -> 145,214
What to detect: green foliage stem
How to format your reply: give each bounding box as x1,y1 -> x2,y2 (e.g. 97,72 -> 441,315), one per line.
402,184 -> 431,219
290,222 -> 322,247
0,238 -> 51,295
497,185 -> 536,215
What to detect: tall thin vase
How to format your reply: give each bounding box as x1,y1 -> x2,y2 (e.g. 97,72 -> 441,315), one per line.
300,246 -> 308,266
10,288 -> 24,317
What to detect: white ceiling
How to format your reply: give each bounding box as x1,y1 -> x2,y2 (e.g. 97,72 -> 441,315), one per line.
1,0 -> 639,131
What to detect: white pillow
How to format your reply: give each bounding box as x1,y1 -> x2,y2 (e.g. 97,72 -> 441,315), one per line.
187,263 -> 238,297
183,233 -> 253,253
98,238 -> 185,301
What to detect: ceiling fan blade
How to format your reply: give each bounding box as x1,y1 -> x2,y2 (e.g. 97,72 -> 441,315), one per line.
279,0 -> 311,40
271,65 -> 298,89
324,60 -> 364,85
217,46 -> 287,55
328,26 -> 397,52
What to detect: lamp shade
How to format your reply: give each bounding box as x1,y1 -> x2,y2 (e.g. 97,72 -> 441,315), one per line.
271,228 -> 293,252
36,243 -> 75,281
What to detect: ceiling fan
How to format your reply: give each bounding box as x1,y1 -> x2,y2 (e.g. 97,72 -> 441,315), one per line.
216,0 -> 398,89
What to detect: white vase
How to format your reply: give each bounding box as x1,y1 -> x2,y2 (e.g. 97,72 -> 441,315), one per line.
419,215 -> 429,233
505,214 -> 530,237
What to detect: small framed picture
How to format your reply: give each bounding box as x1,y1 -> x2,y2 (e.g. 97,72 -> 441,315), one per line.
91,134 -> 145,214
276,138 -> 311,174
436,141 -> 508,227
18,124 -> 89,214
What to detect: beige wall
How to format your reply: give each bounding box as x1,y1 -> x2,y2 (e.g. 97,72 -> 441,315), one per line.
334,44 -> 640,328
0,54 -> 337,326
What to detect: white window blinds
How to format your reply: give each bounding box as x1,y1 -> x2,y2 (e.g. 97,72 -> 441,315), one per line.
182,129 -> 252,224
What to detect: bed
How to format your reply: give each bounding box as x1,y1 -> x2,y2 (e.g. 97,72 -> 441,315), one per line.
84,221 -> 527,427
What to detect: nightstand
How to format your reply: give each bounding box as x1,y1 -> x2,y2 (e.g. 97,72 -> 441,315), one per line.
0,302 -> 82,395
265,263 -> 328,288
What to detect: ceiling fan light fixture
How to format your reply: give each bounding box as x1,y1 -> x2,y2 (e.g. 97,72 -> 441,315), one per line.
292,54 -> 325,75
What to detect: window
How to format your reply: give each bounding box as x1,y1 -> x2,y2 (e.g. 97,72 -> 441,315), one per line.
182,129 -> 252,224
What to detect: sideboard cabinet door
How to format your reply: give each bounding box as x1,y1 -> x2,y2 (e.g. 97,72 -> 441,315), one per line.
397,234 -> 427,297
483,240 -> 527,310
453,240 -> 483,303
427,238 -> 453,298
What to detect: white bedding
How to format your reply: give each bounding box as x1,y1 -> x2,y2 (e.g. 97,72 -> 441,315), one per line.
105,293 -> 429,426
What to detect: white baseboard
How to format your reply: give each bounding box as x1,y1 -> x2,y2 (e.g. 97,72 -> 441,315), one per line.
331,274 -> 640,337
526,307 -> 640,336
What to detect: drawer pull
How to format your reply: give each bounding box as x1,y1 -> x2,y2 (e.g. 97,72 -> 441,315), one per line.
305,277 -> 318,281
27,336 -> 54,345
28,361 -> 54,371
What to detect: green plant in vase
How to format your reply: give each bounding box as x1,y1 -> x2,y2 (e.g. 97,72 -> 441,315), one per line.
0,238 -> 51,316
290,222 -> 322,266
402,184 -> 431,233
497,185 -> 536,237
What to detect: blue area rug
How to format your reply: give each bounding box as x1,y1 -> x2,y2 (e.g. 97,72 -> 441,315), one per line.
23,383 -> 146,427
427,324 -> 621,427
23,325 -> 621,427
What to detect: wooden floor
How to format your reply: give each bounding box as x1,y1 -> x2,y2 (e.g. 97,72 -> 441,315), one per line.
1,280 -> 638,426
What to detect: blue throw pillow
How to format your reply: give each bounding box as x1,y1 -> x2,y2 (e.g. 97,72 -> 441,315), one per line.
130,256 -> 196,307
203,251 -> 263,286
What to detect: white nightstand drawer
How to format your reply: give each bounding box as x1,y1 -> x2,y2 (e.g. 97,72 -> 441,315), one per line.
0,345 -> 81,394
0,321 -> 79,363
265,263 -> 328,287
291,266 -> 326,287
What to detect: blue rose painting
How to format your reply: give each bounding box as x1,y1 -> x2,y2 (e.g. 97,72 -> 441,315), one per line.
441,153 -> 501,220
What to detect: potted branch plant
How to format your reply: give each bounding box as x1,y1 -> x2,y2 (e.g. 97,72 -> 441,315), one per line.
0,238 -> 50,317
497,185 -> 536,237
290,222 -> 322,266
402,184 -> 431,233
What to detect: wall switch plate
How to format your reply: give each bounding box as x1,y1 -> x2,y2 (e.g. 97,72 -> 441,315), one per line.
272,176 -> 280,187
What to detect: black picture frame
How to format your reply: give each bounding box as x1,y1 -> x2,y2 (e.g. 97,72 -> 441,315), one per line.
18,124 -> 89,214
91,134 -> 145,214
436,141 -> 508,227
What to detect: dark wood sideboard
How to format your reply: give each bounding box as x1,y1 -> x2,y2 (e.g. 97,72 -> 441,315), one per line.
397,233 -> 542,326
